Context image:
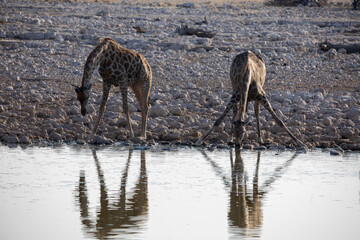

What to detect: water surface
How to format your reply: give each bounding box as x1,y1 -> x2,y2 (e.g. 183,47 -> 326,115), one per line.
0,145 -> 359,240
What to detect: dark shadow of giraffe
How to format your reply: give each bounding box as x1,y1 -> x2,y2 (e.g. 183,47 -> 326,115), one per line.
76,149 -> 148,239
200,148 -> 298,236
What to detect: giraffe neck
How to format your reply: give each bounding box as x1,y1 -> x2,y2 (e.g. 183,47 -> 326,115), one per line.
81,38 -> 113,89
237,62 -> 249,122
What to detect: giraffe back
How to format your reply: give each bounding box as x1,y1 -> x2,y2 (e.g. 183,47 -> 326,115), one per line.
230,51 -> 266,93
99,39 -> 151,87
82,37 -> 152,88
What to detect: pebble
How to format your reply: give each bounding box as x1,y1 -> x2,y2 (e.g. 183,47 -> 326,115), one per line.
150,105 -> 169,117
5,135 -> 19,144
49,132 -> 62,142
19,135 -> 32,144
329,150 -> 341,156
92,135 -> 113,145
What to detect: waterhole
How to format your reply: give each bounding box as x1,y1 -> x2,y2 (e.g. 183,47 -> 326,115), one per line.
0,145 -> 359,240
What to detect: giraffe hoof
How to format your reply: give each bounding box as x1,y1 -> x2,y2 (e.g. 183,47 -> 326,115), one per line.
86,136 -> 93,143
194,139 -> 203,146
296,144 -> 308,153
138,135 -> 147,141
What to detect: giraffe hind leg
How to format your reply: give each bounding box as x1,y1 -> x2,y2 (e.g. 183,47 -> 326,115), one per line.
130,81 -> 149,139
256,93 -> 307,148
121,87 -> 135,139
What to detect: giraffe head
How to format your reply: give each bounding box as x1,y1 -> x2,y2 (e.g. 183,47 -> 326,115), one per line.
75,84 -> 92,116
233,118 -> 250,146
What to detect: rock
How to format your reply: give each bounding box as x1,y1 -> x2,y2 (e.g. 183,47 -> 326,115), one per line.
162,131 -> 180,141
92,135 -> 113,145
155,126 -> 168,136
0,105 -> 7,112
338,48 -> 347,54
54,107 -> 67,119
131,137 -> 146,145
19,135 -> 32,144
168,105 -> 184,116
68,106 -> 80,116
216,132 -> 229,142
345,108 -> 360,122
29,18 -> 41,25
49,132 -> 62,142
197,38 -> 212,47
0,15 -> 8,23
5,135 -> 19,144
117,118 -> 128,127
18,32 -> 45,40
191,130 -> 202,138
44,32 -> 56,39
96,10 -> 109,16
267,33 -> 283,41
330,150 -> 341,155
177,3 -> 196,8
322,117 -> 334,126
243,144 -> 253,150
150,105 -> 169,117
253,145 -> 266,150
134,145 -> 151,150
339,128 -> 354,139
327,48 -> 337,59
54,34 -> 64,42
23,105 -> 36,115
4,85 -> 13,91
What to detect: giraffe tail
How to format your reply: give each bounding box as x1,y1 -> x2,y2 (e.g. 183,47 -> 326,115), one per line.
81,37 -> 114,88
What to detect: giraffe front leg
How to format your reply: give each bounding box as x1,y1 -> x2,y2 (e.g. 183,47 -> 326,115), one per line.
227,100 -> 239,144
254,100 -> 262,144
195,94 -> 237,146
140,85 -> 150,140
131,82 -> 150,140
121,87 -> 134,139
89,83 -> 111,141
257,93 -> 307,150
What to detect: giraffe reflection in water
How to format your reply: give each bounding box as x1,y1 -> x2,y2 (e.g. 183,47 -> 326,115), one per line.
201,148 -> 298,236
77,149 -> 148,239
229,148 -> 262,230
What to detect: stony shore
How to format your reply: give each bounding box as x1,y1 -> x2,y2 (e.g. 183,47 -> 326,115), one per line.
0,0 -> 359,150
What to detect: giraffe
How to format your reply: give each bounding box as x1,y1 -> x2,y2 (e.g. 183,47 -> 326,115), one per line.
77,149 -> 148,237
75,37 -> 152,140
201,147 -> 299,234
195,50 -> 307,149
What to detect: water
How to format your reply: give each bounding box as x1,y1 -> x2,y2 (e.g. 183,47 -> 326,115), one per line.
0,145 -> 359,240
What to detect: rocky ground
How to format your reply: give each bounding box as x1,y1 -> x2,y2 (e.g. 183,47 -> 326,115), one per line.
0,0 -> 359,150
